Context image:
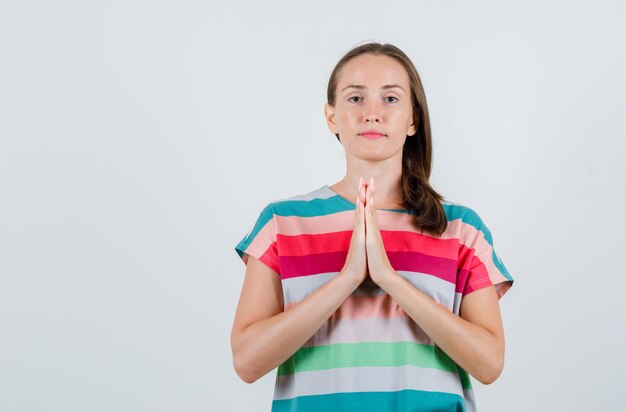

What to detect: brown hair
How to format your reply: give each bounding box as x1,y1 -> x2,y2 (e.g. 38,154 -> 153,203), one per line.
326,42 -> 448,236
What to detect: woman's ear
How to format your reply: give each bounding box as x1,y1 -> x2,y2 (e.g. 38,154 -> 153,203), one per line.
408,117 -> 418,137
324,103 -> 337,134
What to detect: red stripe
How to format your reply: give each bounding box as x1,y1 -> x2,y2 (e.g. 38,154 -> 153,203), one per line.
279,229 -> 458,258
457,243 -> 490,294
379,230 -> 458,259
279,251 -> 348,279
279,251 -> 456,284
259,250 -> 280,275
387,251 -> 457,284
279,230 -> 353,255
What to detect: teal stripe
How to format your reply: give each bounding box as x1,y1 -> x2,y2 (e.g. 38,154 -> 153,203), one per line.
235,194 -> 359,259
272,389 -> 466,412
277,341 -> 468,385
272,195 -> 355,217
272,194 -> 414,217
443,203 -> 514,283
234,204 -> 274,259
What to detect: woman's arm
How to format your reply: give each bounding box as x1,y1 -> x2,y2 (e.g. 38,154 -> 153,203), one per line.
379,274 -> 505,385
232,186 -> 368,383
230,256 -> 361,384
362,177 -> 505,385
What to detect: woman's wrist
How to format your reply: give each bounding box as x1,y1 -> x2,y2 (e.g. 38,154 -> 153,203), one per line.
335,270 -> 363,293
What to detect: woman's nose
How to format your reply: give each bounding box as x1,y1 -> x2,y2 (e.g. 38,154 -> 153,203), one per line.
363,100 -> 381,123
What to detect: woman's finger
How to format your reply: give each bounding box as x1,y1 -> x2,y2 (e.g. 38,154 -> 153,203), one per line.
360,177 -> 366,207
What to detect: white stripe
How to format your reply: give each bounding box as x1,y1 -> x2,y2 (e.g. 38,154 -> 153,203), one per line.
453,292 -> 462,315
282,270 -> 457,309
464,387 -> 477,412
273,365 -> 465,400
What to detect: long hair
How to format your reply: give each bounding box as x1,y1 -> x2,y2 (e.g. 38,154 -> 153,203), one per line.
326,42 -> 448,236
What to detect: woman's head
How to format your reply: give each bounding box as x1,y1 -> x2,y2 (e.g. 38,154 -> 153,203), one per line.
324,53 -> 416,163
325,42 -> 447,236
326,43 -> 426,145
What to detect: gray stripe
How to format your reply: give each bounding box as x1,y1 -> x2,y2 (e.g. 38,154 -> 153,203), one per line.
273,365 -> 465,400
274,186 -> 332,203
453,292 -> 462,315
282,272 -> 339,305
282,270 -> 457,309
464,388 -> 476,412
302,316 -> 434,348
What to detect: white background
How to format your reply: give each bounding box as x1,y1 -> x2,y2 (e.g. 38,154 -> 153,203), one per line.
1,1 -> 625,411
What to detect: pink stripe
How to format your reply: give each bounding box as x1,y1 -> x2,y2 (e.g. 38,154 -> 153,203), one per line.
301,316 -> 434,348
276,211 -> 464,241
240,217 -> 280,274
275,210 -> 354,236
284,293 -> 408,320
456,222 -> 509,295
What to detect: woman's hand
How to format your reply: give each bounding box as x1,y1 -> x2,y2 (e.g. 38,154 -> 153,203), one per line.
338,177 -> 368,288
363,177 -> 397,288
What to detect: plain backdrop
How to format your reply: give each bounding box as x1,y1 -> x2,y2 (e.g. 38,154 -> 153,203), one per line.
1,0 -> 625,411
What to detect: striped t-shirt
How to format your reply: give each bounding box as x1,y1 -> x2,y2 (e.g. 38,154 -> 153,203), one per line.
234,184 -> 514,412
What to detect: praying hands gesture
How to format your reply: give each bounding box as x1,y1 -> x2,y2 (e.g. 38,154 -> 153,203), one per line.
340,176 -> 399,290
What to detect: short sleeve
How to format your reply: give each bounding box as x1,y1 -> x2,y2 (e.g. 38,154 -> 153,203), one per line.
234,203 -> 281,276
458,208 -> 514,300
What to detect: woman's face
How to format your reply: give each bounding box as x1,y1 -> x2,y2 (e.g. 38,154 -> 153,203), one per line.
324,53 -> 416,162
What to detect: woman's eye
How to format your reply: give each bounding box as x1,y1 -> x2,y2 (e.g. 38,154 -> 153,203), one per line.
348,96 -> 398,103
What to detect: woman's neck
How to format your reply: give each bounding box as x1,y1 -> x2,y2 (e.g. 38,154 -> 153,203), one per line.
330,174 -> 404,209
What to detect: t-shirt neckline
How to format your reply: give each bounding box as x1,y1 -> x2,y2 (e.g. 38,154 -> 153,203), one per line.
322,184 -> 406,212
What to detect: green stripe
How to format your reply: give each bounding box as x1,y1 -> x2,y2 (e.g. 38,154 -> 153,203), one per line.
277,341 -> 471,389
457,366 -> 472,389
272,389 -> 467,412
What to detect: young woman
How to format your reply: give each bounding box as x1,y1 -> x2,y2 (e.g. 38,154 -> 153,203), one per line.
231,42 -> 514,412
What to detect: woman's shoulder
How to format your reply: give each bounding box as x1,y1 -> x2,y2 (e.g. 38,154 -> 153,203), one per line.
440,198 -> 485,225
269,185 -> 333,206
274,184 -> 332,203
263,184 -> 335,211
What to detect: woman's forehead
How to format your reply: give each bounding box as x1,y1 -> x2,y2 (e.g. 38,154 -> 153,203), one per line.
338,55 -> 410,90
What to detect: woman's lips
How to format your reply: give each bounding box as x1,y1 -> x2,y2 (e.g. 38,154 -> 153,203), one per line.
360,132 -> 384,139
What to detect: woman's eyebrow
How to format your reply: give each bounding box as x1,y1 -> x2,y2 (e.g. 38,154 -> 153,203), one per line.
340,84 -> 405,92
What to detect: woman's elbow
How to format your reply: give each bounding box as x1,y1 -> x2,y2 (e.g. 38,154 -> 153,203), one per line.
236,369 -> 259,384
233,353 -> 260,384
475,354 -> 504,385
231,329 -> 259,383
